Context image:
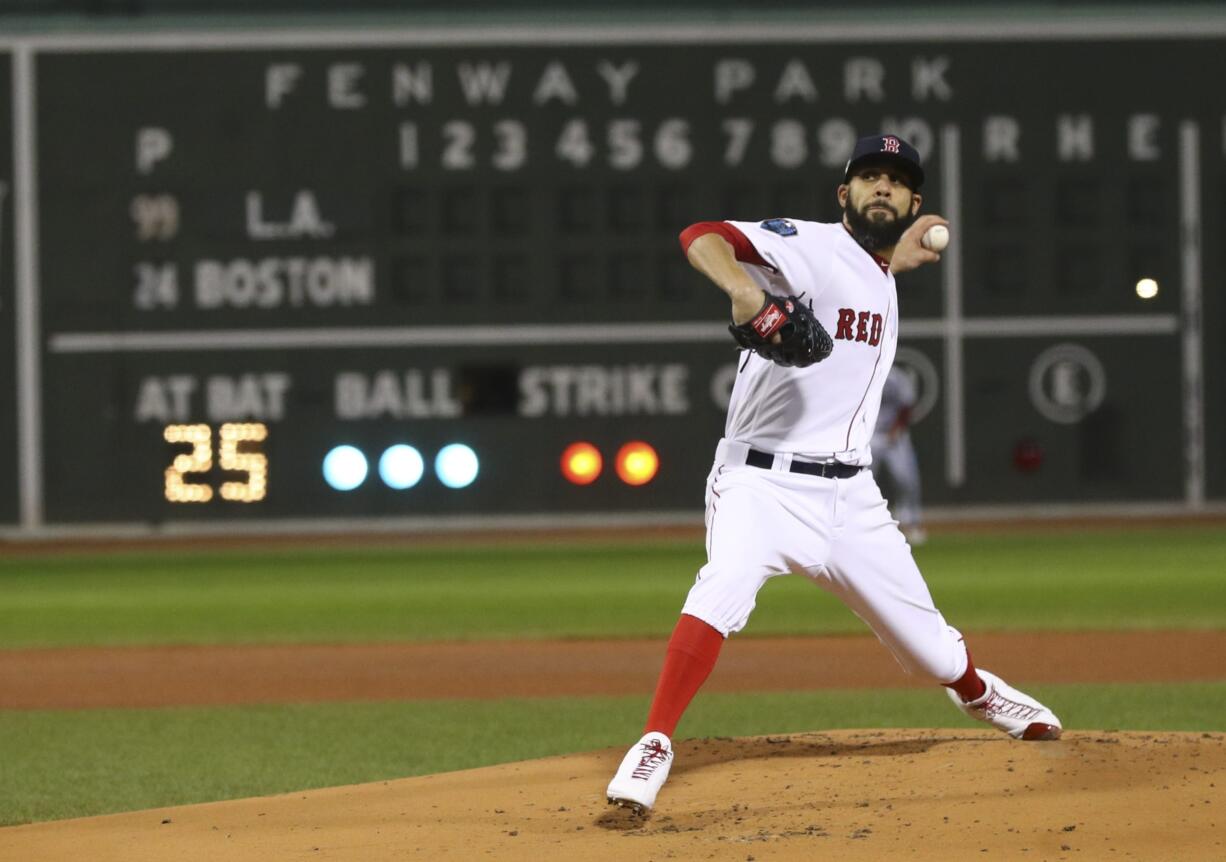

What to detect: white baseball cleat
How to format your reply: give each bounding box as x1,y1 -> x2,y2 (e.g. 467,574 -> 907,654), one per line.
947,669 -> 1062,741
606,731 -> 674,814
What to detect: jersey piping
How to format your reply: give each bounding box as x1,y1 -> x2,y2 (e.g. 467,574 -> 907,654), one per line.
844,293 -> 893,451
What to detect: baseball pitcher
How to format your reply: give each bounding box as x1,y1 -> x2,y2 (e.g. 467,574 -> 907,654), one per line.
606,134 -> 1061,816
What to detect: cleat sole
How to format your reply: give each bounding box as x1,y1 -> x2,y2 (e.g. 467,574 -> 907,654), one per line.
607,796 -> 647,816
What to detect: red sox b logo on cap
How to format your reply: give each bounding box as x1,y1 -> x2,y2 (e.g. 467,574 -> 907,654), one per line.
845,132 -> 925,188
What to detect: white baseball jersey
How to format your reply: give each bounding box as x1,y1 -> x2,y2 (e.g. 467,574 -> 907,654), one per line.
723,219 -> 898,466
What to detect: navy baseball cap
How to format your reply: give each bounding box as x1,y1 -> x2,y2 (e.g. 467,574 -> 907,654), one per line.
843,134 -> 924,189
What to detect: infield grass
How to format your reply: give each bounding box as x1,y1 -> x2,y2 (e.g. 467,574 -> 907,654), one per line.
2,681 -> 1224,826
1,525 -> 1225,648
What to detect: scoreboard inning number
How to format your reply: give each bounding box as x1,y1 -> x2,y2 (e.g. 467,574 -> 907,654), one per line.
163,423 -> 269,504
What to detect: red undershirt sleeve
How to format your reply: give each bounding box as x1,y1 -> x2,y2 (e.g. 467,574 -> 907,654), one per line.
678,221 -> 774,270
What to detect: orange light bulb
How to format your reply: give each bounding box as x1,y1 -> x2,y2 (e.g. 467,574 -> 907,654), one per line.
561,442 -> 603,485
616,441 -> 659,486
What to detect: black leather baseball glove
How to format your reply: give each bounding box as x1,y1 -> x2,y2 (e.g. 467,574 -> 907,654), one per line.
729,293 -> 833,368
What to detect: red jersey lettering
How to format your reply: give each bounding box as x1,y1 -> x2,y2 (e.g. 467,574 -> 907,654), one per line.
836,308 -> 856,340
869,313 -> 884,346
856,310 -> 871,343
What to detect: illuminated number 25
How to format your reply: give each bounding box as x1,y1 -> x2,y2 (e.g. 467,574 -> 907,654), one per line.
163,423 -> 268,503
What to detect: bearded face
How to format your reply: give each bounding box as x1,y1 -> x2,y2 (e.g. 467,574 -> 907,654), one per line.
841,171 -> 919,253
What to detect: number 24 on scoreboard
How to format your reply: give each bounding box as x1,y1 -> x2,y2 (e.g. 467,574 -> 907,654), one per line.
163,423 -> 268,504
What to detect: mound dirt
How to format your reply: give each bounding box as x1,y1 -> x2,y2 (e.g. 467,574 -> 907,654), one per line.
2,730 -> 1222,861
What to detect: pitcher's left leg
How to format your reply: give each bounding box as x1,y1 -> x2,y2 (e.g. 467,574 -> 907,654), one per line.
820,472 -> 1061,739
819,474 -> 964,683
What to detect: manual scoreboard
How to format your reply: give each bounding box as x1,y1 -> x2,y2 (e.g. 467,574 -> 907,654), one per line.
2,27 -> 1222,529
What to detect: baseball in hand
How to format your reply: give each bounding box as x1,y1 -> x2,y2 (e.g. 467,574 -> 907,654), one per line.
921,224 -> 950,252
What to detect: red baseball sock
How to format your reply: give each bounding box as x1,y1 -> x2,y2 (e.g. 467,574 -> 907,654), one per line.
945,646 -> 988,702
643,614 -> 725,737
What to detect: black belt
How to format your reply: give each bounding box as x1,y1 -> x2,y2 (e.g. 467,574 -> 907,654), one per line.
745,448 -> 862,479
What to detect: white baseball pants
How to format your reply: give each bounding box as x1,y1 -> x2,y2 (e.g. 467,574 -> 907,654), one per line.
681,439 -> 968,685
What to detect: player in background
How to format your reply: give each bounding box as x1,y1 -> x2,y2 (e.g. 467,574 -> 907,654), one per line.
605,134 -> 1061,817
871,365 -> 927,545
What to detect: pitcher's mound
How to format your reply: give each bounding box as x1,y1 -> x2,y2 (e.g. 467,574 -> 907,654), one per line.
3,729 -> 1223,861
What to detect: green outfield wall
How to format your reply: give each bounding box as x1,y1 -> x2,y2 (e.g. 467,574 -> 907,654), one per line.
1,7 -> 1223,535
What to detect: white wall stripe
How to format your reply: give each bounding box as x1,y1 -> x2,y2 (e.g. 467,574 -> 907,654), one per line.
0,182 -> 6,313
13,46 -> 42,530
941,124 -> 966,487
1179,121 -> 1205,507
943,315 -> 1179,338
5,18 -> 1226,52
44,313 -> 1181,354
2,500 -> 1222,544
46,322 -> 728,353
